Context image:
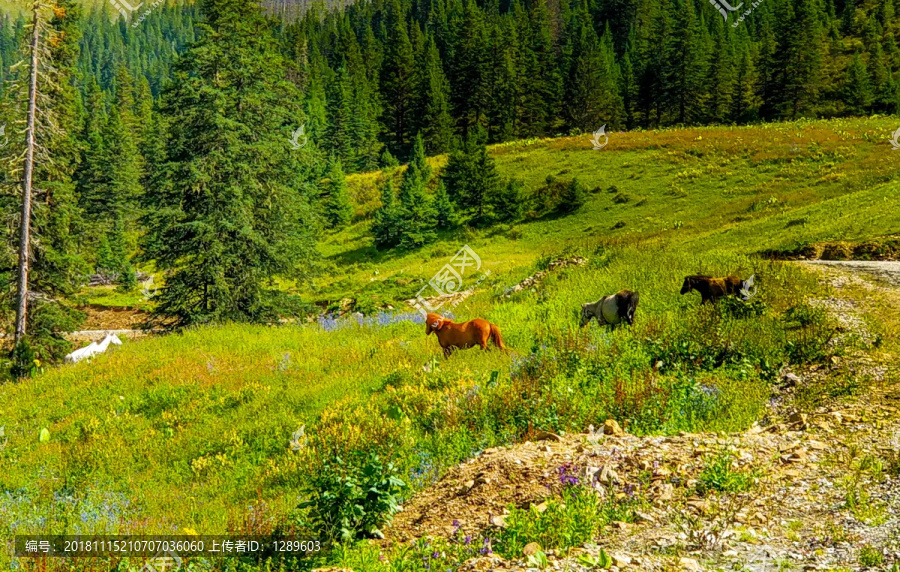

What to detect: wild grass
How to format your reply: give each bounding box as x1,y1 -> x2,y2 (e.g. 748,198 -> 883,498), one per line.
2,118 -> 899,569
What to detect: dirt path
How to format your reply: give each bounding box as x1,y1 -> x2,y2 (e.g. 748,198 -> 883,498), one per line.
379,262 -> 900,572
804,260 -> 900,288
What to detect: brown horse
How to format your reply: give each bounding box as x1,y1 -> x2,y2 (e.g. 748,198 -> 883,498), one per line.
425,313 -> 506,358
680,275 -> 744,305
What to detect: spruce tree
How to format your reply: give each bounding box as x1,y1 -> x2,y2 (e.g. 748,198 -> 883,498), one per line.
141,0 -> 319,327
489,179 -> 524,222
441,125 -> 500,225
380,0 -> 417,154
396,135 -> 437,249
843,52 -> 874,114
322,157 -> 353,228
418,35 -> 455,154
371,180 -> 402,249
3,0 -> 86,365
433,180 -> 459,230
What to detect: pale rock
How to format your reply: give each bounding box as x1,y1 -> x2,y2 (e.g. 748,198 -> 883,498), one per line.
534,430 -> 563,442
603,419 -> 625,437
678,557 -> 703,571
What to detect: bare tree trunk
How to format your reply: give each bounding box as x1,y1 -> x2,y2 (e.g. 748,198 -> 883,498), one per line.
14,1 -> 41,345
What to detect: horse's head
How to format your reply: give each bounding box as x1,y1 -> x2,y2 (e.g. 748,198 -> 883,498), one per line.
425,313 -> 446,336
579,304 -> 592,327
680,277 -> 694,295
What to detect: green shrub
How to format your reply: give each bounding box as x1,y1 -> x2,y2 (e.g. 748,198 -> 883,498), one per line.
719,296 -> 767,319
696,451 -> 756,495
555,178 -> 586,214
858,545 -> 884,567
299,452 -> 406,542
494,470 -> 641,558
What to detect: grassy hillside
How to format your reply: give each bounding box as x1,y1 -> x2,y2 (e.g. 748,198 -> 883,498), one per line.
1,118 -> 899,569
313,118 -> 900,308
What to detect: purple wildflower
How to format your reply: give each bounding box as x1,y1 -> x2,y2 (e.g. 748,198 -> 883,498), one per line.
558,463 -> 580,487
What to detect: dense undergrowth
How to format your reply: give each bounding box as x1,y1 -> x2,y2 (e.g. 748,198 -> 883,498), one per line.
1,118 -> 898,570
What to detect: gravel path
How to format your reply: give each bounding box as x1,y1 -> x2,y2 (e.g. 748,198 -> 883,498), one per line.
803,260 -> 900,287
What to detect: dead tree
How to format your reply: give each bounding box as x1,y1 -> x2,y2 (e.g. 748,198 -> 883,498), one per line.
13,0 -> 42,345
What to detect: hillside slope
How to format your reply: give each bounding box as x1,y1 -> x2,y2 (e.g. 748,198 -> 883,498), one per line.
1,118 -> 899,571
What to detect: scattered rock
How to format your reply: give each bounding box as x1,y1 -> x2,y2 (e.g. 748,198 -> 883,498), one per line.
534,430 -> 563,442
678,557 -> 703,571
603,419 -> 625,436
522,542 -> 541,556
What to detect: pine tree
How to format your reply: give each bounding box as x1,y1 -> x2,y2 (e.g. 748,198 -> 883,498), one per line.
322,157 -> 353,228
515,0 -> 560,135
489,178 -> 524,222
730,32 -> 760,122
448,0 -> 491,134
141,0 -> 319,327
326,63 -> 356,166
705,16 -> 735,124
371,180 -> 402,249
665,0 -> 708,124
441,125 -> 500,225
418,35 -> 455,154
772,0 -> 826,118
843,52 -> 874,114
396,135 -> 437,249
433,180 -> 459,229
380,0 -> 417,155
3,0 -> 86,365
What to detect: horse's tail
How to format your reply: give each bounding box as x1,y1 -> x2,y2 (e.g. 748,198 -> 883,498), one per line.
490,324 -> 506,351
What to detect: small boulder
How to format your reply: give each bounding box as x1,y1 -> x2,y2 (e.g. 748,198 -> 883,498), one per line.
534,430 -> 563,442
522,542 -> 541,556
603,419 -> 625,437
678,557 -> 703,571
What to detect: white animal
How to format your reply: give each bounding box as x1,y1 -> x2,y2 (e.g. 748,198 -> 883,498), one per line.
65,334 -> 123,364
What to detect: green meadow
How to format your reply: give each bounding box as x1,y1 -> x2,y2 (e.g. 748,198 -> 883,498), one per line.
1,117 -> 899,569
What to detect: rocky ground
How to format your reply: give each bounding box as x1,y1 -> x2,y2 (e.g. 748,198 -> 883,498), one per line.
374,261 -> 900,572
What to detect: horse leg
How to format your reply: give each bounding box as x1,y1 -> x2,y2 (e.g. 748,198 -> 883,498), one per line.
442,345 -> 452,358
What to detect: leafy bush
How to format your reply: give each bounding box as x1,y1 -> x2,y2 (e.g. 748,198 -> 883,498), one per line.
299,452 -> 407,542
494,470 -> 641,558
782,303 -> 826,328
858,545 -> 884,567
719,296 -> 767,318
695,451 -> 756,495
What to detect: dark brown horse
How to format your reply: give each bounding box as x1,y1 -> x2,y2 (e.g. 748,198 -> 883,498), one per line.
680,275 -> 744,305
